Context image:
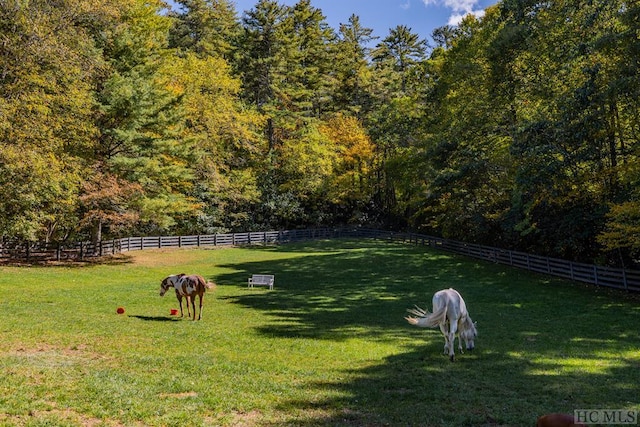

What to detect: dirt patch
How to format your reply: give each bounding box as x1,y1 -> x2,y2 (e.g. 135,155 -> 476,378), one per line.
0,407 -> 133,427
204,410 -> 263,427
158,391 -> 198,399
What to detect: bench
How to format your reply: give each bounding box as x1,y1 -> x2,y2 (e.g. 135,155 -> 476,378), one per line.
248,274 -> 275,290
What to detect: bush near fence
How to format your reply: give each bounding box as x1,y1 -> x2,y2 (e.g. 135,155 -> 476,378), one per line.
1,228 -> 638,293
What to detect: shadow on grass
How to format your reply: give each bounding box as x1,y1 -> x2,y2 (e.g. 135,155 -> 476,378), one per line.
0,253 -> 135,268
217,239 -> 463,340
217,239 -> 640,426
130,315 -> 181,322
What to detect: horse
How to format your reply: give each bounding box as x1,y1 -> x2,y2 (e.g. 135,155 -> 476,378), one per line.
536,413 -> 586,427
405,288 -> 477,361
160,274 -> 216,320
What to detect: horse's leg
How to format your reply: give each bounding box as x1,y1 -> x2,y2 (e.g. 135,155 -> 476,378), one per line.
190,295 -> 196,320
457,320 -> 464,354
197,293 -> 204,320
176,293 -> 184,317
439,322 -> 449,355
448,319 -> 458,362
186,296 -> 192,319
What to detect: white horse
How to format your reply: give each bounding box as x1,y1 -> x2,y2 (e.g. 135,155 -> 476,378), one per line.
405,288 -> 477,361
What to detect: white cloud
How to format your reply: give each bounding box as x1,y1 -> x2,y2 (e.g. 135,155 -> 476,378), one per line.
447,9 -> 485,26
443,0 -> 478,13
400,0 -> 411,10
422,0 -> 486,26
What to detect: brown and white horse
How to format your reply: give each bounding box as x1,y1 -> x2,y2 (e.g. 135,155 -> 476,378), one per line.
160,274 -> 216,320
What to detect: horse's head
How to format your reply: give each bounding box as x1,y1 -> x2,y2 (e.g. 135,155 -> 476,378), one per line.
461,318 -> 478,351
159,277 -> 172,296
160,273 -> 186,296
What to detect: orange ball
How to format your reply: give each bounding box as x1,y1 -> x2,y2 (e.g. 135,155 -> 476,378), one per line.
116,307 -> 125,314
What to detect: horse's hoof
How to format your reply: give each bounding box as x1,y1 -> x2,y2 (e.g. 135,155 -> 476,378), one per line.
449,355 -> 455,362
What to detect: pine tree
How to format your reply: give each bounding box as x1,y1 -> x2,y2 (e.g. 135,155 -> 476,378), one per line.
333,14 -> 377,116
91,0 -> 198,238
168,0 -> 241,60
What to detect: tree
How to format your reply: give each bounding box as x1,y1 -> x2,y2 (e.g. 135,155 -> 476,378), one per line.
0,0 -> 105,241
503,0 -> 632,260
333,14 -> 377,116
401,10 -> 515,243
597,1 -> 640,263
320,115 -> 375,212
159,52 -> 265,231
239,0 -> 347,227
367,25 -> 428,225
90,0 -> 199,238
168,0 -> 240,60
371,25 -> 427,95
238,0 -> 289,150
280,0 -> 336,118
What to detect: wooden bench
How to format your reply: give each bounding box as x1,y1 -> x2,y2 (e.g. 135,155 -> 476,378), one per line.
248,274 -> 275,290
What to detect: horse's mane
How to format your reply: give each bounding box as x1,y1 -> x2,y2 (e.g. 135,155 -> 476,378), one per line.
460,315 -> 477,339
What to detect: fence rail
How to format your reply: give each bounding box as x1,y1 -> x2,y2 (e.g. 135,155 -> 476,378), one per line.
355,228 -> 640,293
1,227 -> 638,293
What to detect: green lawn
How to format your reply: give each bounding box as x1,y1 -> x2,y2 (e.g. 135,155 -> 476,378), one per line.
0,239 -> 638,426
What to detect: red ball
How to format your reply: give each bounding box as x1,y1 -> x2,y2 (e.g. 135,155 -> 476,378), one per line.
116,307 -> 125,314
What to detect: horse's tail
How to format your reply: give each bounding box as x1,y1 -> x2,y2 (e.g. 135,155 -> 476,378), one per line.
405,303 -> 447,328
193,275 -> 216,292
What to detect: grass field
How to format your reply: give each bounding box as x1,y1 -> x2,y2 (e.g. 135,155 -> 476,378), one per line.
0,239 -> 638,427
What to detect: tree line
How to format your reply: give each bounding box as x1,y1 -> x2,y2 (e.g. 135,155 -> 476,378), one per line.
0,0 -> 638,267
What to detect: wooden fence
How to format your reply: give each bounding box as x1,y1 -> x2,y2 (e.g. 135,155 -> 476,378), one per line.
0,228 -> 347,263
355,228 -> 640,293
1,227 -> 638,293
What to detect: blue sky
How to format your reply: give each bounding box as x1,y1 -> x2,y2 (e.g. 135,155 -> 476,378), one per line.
229,0 -> 500,43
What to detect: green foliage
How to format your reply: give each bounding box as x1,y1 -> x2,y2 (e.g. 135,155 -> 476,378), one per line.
0,147 -> 79,241
92,0 -> 201,236
0,0 -> 102,241
333,15 -> 377,115
169,0 -> 241,59
2,0 -> 640,265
